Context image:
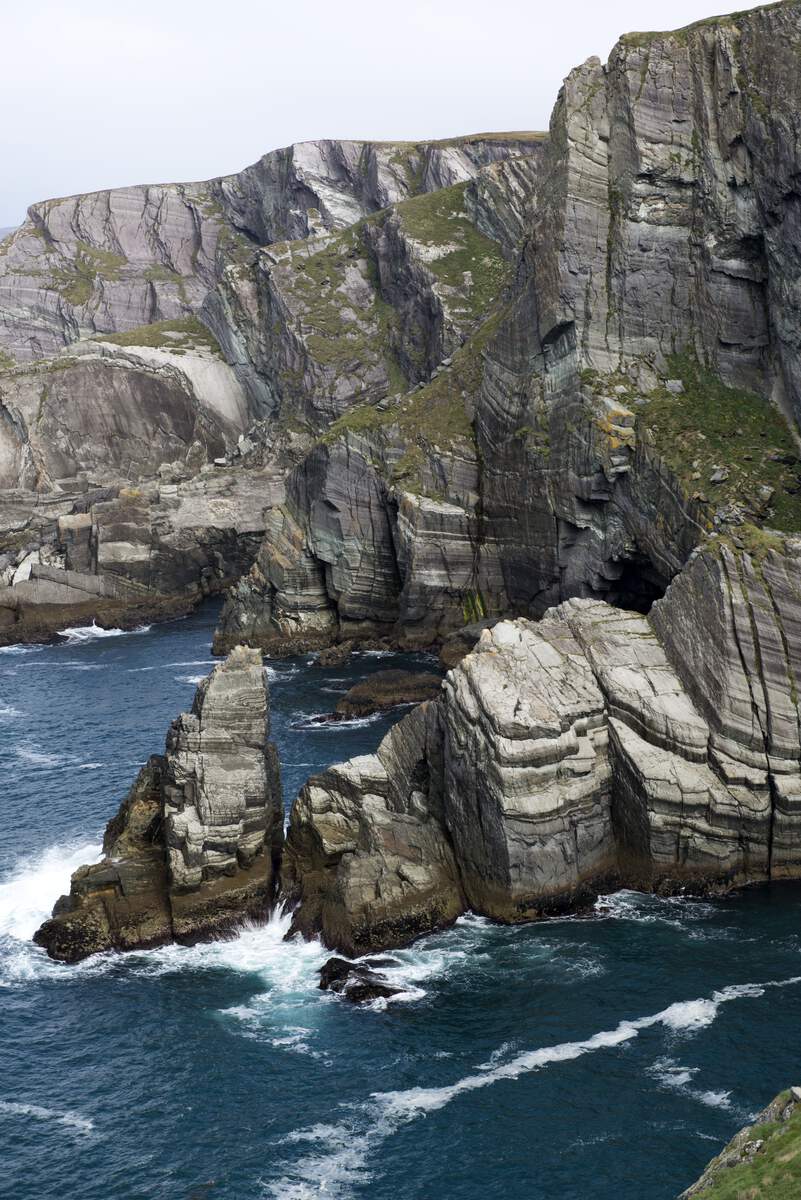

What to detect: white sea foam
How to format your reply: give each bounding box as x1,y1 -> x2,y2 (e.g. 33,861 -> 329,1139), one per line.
264,972 -> 801,1199
648,1058 -> 732,1109
0,840 -> 101,946
291,711 -> 385,731
58,622 -> 151,644
14,745 -> 64,769
175,674 -> 207,685
0,704 -> 22,718
0,1100 -> 94,1134
594,889 -> 718,927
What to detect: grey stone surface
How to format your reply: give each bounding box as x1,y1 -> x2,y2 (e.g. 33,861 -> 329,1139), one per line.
283,538 -> 801,953
34,646 -> 282,961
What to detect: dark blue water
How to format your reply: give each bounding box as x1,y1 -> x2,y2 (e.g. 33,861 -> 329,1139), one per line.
1,604 -> 801,1200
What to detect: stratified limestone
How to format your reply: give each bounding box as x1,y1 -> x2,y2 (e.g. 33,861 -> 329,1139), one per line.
34,646 -> 281,962
437,614 -> 615,919
281,703 -> 465,956
282,539 -> 801,954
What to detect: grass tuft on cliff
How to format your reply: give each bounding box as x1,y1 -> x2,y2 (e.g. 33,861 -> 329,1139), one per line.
49,241 -> 127,306
96,317 -> 223,356
635,353 -> 801,533
688,1091 -> 801,1199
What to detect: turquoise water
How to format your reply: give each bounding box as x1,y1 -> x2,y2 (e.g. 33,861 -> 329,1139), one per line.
1,603 -> 800,1200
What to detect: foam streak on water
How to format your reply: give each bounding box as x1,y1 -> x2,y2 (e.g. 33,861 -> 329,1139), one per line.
264,973 -> 801,1199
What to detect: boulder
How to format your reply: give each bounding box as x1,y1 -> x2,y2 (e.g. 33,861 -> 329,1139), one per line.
318,956 -> 402,1004
334,670 -> 442,718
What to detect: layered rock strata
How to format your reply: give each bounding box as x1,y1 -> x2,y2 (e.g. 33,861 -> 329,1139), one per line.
0,135 -> 542,366
282,537 -> 801,953
216,3 -> 801,661
34,646 -> 281,962
281,702 -> 465,955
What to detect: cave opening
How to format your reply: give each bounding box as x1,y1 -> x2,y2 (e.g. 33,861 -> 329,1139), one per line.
603,552 -> 668,615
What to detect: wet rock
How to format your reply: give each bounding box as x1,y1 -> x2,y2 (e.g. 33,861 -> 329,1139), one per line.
318,956 -> 402,1004
314,641 -> 354,668
334,670 -> 442,717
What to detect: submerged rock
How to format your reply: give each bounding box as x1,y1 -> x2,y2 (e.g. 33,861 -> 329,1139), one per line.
34,646 -> 282,962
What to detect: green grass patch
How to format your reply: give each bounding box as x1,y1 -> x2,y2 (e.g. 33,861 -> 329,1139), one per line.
96,316 -> 222,356
0,349 -> 14,371
635,353 -> 801,533
396,183 -> 510,320
693,1093 -> 801,1199
620,3 -> 788,48
49,241 -> 127,306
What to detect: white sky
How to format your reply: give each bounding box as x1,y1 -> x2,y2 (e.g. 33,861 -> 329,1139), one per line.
0,0 -> 764,227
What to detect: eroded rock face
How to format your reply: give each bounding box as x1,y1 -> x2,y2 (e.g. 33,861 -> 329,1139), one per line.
0,135 -> 542,367
281,703 -> 465,956
282,538 -> 801,954
34,646 -> 282,962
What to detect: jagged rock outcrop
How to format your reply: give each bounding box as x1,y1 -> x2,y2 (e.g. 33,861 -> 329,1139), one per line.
282,535 -> 801,953
281,702 -> 465,955
34,646 -> 282,962
208,157 -> 539,430
679,1086 -> 801,1198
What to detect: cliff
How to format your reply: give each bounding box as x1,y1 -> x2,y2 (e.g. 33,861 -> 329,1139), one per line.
282,535 -> 801,952
679,1087 -> 801,1197
216,1 -> 801,658
34,646 -> 282,961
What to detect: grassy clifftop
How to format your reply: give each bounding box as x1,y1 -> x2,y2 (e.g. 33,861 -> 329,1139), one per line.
681,1089 -> 801,1198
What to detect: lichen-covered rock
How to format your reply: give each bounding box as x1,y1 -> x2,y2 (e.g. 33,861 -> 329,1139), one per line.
34,646 -> 281,962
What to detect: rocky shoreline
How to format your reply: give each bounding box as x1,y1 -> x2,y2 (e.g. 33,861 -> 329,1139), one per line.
35,526 -> 801,967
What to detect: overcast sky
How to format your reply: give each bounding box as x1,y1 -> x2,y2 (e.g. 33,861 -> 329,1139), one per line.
0,0 -> 764,227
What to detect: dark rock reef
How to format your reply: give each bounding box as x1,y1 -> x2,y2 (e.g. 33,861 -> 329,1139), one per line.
34,646 -> 281,962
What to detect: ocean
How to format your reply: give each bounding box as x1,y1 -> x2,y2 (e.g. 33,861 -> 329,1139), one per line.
1,602 -> 800,1200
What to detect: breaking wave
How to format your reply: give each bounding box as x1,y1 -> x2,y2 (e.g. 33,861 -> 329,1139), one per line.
0,1101 -> 94,1135
58,622 -> 151,644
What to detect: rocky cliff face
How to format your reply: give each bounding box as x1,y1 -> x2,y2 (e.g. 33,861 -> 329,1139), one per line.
0,135 -> 542,367
0,134 -> 544,643
217,3 -> 801,660
34,646 -> 282,962
282,534 -> 801,953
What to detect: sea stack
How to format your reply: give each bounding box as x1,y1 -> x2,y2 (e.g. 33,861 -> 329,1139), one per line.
34,645 -> 282,962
